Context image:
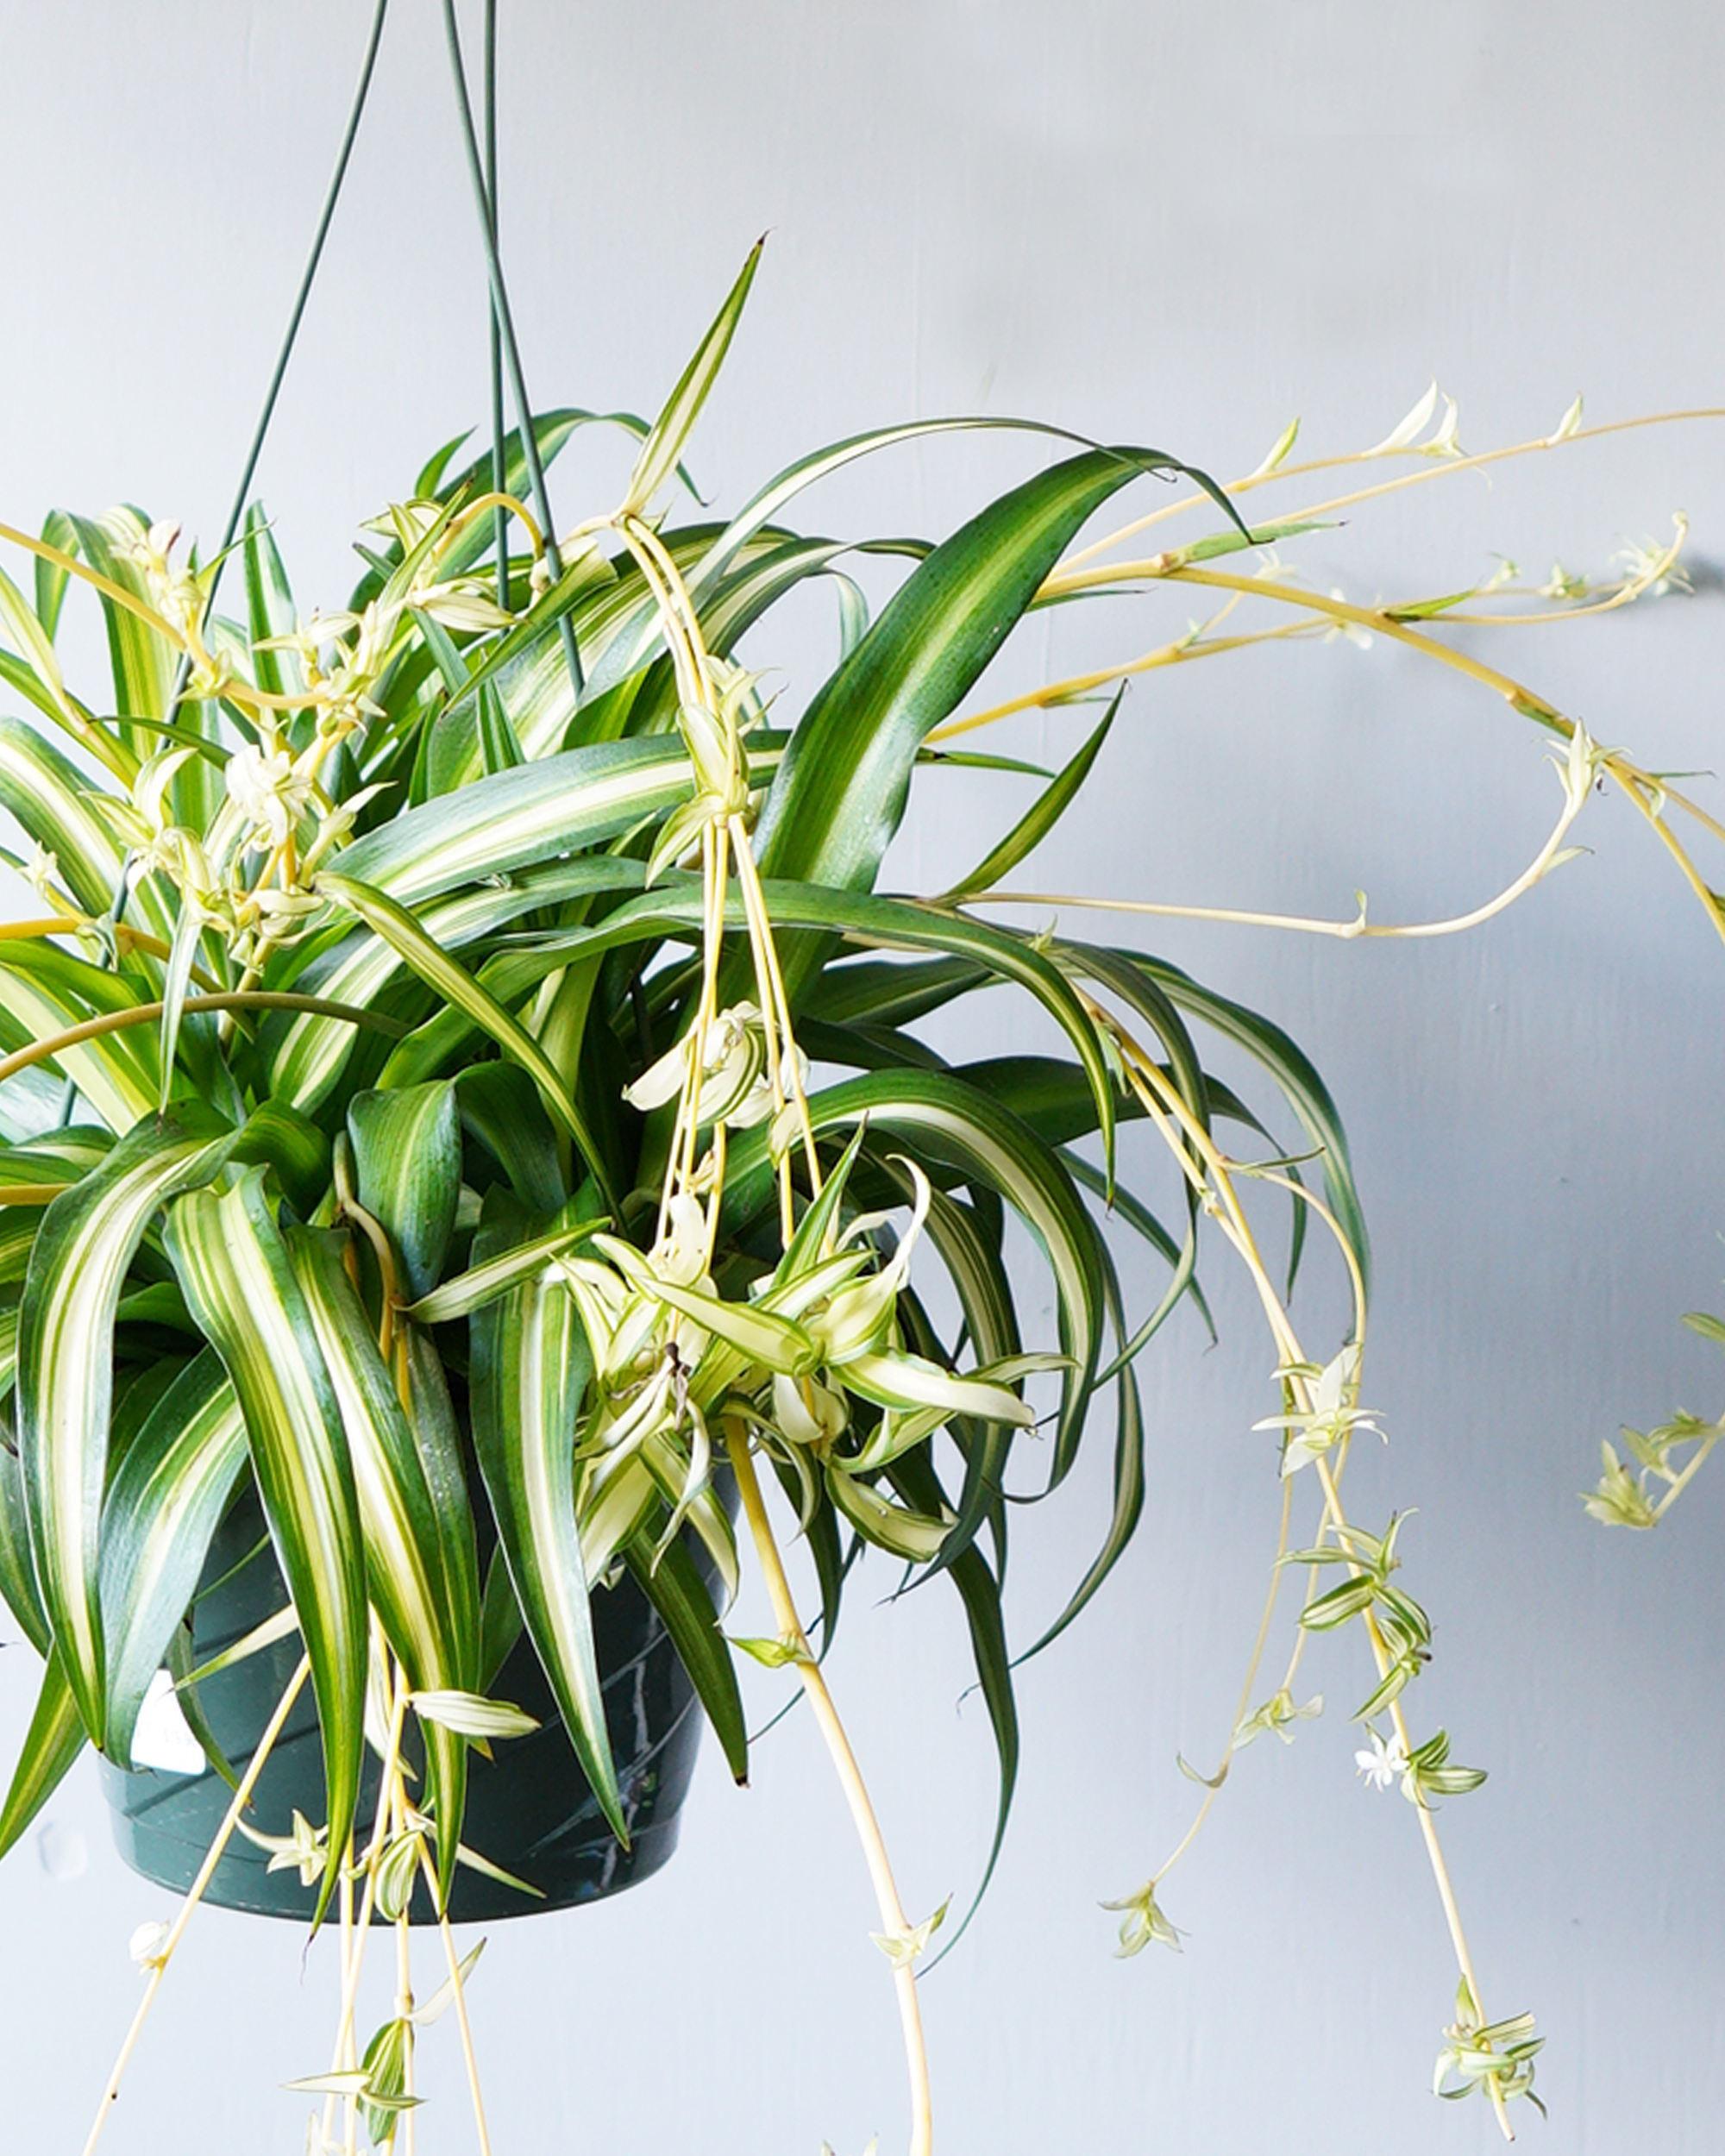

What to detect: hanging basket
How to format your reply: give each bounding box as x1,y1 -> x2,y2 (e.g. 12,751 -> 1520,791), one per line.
100,1488 -> 706,1923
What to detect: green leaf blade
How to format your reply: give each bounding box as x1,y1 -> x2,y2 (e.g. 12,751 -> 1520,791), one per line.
98,1350 -> 249,1765
163,1173 -> 367,1920
18,1106 -> 239,1741
468,1194 -> 624,1842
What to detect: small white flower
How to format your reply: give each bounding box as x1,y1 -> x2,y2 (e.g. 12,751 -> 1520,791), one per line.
1254,1343 -> 1384,1477
1540,561 -> 1589,601
21,842 -> 67,908
225,741 -> 315,854
1101,1879 -> 1183,1956
129,1919 -> 172,1970
1611,518 -> 1691,599
1354,1728 -> 1408,1790
624,1002 -> 802,1131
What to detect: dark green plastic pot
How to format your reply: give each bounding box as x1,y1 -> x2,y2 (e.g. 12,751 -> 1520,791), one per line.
100,1489 -> 706,1923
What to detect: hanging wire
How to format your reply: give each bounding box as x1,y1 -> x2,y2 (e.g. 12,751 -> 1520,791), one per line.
441,0 -> 585,693
183,0 -> 392,676
75,1 -> 391,1117
484,0 -> 510,608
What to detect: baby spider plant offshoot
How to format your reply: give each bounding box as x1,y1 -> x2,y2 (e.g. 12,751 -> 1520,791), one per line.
0,218 -> 1720,2155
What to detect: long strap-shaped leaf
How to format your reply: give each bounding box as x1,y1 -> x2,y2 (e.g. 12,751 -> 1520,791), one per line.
18,1105 -> 241,1739
347,1081 -> 462,1305
916,1184 -> 1022,1573
1013,1228 -> 1149,1664
752,446 -> 1210,994
618,240 -> 762,519
332,736 -> 720,907
0,1646 -> 86,1861
435,876 -> 1118,1164
0,959 -> 156,1135
291,1229 -> 474,1905
622,1530 -> 747,1787
316,871 -> 620,1219
164,1171 -> 367,1921
887,1444 -> 1017,1965
942,686 -> 1121,900
0,1442 -> 48,1656
468,1194 -> 624,1842
0,715 -> 148,923
1107,945 -> 1371,1296
98,1349 -> 249,1764
267,856 -> 643,1112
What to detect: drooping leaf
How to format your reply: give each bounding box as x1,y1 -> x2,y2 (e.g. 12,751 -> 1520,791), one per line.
624,1528 -> 748,1785
291,1228 -> 472,1903
164,1171 -> 367,1921
888,1445 -> 1017,1963
753,446 -> 1221,993
347,1081 -> 462,1305
0,1647 -> 86,1861
943,685 -> 1122,899
455,1061 -> 567,1213
1113,948 -> 1371,1297
315,871 -> 619,1216
468,1191 -> 623,1840
18,1105 -> 240,1740
265,856 -> 646,1113
98,1350 -> 248,1764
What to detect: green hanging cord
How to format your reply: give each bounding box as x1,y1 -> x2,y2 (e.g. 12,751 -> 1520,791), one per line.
441,0 -> 586,694
484,0 -> 509,610
100,0 -> 389,1128
167,0 -> 392,711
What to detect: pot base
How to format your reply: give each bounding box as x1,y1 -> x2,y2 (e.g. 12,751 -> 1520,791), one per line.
101,1502 -> 706,1923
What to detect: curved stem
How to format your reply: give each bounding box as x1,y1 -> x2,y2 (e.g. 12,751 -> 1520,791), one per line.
1147,1476 -> 1294,1883
1059,406 -> 1725,573
724,1423 -> 933,2156
417,1844 -> 495,2156
83,1656 -> 311,2156
0,989 -> 402,1091
1095,995 -> 1519,2137
968,757 -> 1586,942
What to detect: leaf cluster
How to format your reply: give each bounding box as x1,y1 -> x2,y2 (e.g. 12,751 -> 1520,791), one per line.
0,266 -> 1364,1932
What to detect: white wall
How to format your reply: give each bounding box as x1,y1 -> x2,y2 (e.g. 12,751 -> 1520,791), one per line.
2,3 -> 1722,2151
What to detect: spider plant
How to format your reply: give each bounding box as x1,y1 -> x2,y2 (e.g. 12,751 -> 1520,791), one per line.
5,12 -> 1722,2152
0,224 -> 1379,2146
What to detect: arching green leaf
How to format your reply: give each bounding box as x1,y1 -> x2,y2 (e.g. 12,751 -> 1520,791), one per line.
99,1350 -> 248,1764
18,1105 -> 240,1740
164,1171 -> 366,1922
468,1192 -> 623,1842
